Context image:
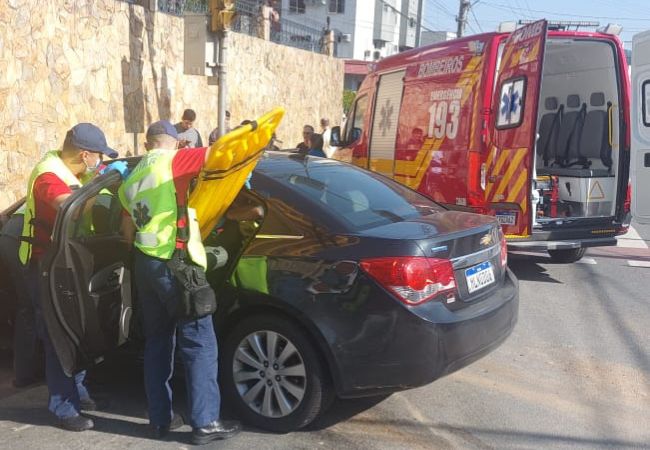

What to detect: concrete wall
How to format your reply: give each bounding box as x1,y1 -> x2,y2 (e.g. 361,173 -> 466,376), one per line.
0,0 -> 344,210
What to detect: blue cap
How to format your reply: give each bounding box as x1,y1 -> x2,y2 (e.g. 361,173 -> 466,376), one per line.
70,123 -> 118,158
146,120 -> 178,140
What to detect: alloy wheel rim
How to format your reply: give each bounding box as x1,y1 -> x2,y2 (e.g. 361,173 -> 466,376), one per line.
233,330 -> 307,418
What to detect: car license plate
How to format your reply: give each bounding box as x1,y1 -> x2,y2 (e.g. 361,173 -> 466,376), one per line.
465,261 -> 495,293
496,211 -> 517,226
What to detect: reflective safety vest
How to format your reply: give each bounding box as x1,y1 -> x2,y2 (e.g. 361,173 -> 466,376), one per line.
19,151 -> 82,265
118,149 -> 207,269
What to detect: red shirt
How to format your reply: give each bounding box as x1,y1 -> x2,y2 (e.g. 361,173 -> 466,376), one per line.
172,148 -> 207,232
31,173 -> 77,259
172,147 -> 207,198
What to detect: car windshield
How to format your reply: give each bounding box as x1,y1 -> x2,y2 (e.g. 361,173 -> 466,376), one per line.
262,158 -> 444,231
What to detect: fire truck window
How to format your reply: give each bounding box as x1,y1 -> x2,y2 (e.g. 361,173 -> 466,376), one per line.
642,80 -> 650,127
496,77 -> 526,129
347,95 -> 368,143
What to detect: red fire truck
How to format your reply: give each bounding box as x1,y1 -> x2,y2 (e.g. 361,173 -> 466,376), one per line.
333,20 -> 633,263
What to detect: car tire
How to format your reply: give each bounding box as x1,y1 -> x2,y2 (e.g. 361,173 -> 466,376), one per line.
221,314 -> 333,433
547,248 -> 586,263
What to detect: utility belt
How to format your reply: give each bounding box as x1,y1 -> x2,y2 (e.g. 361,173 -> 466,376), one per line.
165,203 -> 217,320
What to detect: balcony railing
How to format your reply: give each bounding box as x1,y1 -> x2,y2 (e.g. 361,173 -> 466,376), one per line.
155,0 -> 330,55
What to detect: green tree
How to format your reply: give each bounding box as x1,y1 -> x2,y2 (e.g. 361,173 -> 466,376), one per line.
342,89 -> 356,114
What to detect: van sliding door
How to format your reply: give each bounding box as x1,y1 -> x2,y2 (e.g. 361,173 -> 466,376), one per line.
368,70 -> 406,178
631,31 -> 650,224
487,19 -> 547,237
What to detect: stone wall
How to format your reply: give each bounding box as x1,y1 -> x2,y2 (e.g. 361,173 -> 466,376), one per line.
0,0 -> 344,210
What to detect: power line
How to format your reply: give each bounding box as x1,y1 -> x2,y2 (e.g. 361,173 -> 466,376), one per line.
470,6 -> 483,32
481,1 -> 650,21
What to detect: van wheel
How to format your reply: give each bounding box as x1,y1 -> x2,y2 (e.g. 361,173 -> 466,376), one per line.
221,314 -> 333,433
547,248 -> 586,263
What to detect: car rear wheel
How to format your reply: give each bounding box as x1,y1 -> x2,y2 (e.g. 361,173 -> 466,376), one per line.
222,314 -> 333,432
547,248 -> 586,263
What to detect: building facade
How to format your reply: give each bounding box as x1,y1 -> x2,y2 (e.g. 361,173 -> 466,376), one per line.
280,0 -> 420,60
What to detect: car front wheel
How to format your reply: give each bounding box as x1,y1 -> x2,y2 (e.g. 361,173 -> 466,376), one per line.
221,314 -> 333,432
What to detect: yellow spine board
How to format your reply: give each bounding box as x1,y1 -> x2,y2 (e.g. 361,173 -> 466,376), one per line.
189,107 -> 285,239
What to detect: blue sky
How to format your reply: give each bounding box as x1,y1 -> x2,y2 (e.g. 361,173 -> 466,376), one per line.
423,0 -> 650,48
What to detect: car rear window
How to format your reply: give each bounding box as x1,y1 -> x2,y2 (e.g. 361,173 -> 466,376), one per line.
268,159 -> 445,231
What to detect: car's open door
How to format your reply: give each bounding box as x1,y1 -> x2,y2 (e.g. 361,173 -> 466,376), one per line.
41,171 -> 132,376
631,31 -> 650,224
486,19 -> 547,237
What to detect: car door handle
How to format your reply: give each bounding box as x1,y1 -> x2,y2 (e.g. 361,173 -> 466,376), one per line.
645,152 -> 650,167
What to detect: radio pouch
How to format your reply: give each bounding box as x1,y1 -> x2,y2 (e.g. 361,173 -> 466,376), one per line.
166,202 -> 217,320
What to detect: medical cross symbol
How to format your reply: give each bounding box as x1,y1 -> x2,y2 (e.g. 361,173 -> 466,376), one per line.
133,201 -> 151,228
501,85 -> 520,123
379,99 -> 394,136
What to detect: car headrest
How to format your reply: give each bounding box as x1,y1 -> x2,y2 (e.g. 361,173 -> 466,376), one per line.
545,97 -> 559,110
590,92 -> 606,107
567,95 -> 581,108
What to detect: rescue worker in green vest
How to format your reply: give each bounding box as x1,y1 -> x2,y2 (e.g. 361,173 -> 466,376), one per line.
118,120 -> 241,443
20,123 -> 128,431
0,205 -> 43,388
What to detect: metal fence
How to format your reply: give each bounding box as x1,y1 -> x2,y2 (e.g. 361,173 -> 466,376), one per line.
155,0 -> 329,55
158,0 -> 208,15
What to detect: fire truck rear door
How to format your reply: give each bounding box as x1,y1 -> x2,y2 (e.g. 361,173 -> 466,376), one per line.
487,20 -> 548,237
631,30 -> 650,225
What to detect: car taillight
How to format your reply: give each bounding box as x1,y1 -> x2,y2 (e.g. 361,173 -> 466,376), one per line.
360,257 -> 456,306
500,231 -> 508,268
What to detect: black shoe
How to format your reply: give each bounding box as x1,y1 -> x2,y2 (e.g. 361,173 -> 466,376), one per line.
192,420 -> 241,445
149,413 -> 185,439
57,415 -> 94,432
80,396 -> 111,412
79,397 -> 97,411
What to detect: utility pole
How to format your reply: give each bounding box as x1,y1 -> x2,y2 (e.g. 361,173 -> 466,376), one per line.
415,0 -> 424,47
209,0 -> 236,139
456,0 -> 470,38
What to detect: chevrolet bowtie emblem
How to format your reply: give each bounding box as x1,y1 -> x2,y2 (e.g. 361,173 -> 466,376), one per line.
480,233 -> 493,246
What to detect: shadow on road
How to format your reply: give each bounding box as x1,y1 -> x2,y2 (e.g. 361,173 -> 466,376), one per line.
507,253 -> 562,283
304,395 -> 390,431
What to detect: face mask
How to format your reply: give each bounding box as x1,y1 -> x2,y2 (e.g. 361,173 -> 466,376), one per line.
83,153 -> 101,173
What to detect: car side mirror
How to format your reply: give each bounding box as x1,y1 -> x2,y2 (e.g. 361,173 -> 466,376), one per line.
330,126 -> 343,147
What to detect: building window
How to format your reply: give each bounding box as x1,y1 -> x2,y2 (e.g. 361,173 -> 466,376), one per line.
290,0 -> 306,13
329,0 -> 344,13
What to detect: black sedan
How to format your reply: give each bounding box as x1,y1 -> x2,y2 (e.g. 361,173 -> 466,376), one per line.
0,152 -> 518,432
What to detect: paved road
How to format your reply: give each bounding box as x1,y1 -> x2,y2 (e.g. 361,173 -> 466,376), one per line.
0,224 -> 648,449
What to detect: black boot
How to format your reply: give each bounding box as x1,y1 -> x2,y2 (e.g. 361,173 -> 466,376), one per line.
57,415 -> 94,432
149,412 -> 185,439
191,420 -> 241,445
80,396 -> 110,412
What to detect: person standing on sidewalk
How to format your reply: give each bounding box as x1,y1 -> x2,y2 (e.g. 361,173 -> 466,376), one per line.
320,118 -> 335,157
118,121 -> 241,444
19,123 -> 126,431
295,124 -> 314,155
175,109 -> 204,148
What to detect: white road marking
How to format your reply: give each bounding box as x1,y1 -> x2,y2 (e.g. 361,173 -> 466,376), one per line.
617,227 -> 649,249
576,257 -> 597,265
12,424 -> 32,432
627,260 -> 650,268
